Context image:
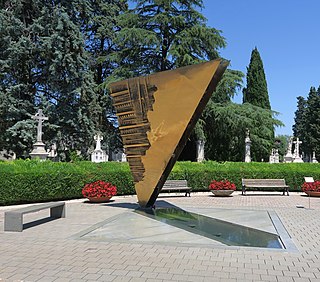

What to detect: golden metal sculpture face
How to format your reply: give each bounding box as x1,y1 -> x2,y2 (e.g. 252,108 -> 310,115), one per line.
110,59 -> 228,208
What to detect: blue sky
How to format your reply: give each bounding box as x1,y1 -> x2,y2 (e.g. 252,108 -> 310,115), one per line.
201,0 -> 320,136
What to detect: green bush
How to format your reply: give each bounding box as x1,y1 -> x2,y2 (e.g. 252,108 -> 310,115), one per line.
1,160 -> 320,205
0,159 -> 134,205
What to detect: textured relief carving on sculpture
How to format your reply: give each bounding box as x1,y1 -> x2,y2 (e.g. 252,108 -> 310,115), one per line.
110,77 -> 156,183
110,59 -> 228,207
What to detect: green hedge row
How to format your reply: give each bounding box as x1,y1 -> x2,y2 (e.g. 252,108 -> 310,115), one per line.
1,160 -> 320,205
0,160 -> 134,205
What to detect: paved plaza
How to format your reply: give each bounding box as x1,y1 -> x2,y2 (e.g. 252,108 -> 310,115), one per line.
0,191 -> 320,282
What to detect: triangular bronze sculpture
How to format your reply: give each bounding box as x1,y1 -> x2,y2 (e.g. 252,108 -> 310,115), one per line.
110,59 -> 228,208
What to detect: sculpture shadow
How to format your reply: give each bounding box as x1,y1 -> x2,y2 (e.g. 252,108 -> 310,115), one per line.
104,200 -> 179,210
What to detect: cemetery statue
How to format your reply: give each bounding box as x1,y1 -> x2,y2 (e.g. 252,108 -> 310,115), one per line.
284,136 -> 293,163
196,140 -> 205,162
30,109 -> 49,160
244,128 -> 251,163
110,59 -> 228,208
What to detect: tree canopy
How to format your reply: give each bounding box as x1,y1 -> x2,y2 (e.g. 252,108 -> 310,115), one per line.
293,87 -> 320,161
240,47 -> 277,161
0,0 -> 284,162
243,47 -> 271,109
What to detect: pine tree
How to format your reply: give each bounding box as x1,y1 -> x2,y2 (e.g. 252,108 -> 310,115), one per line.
0,0 -> 100,159
203,102 -> 282,161
81,0 -> 128,152
116,0 -> 226,76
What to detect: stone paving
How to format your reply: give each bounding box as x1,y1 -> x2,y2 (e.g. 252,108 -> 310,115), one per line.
0,191 -> 320,282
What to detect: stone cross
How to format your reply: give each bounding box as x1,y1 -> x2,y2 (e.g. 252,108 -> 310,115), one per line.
94,134 -> 103,151
293,137 -> 302,158
32,109 -> 48,143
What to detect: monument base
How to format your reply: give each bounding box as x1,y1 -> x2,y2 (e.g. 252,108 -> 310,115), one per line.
30,142 -> 49,160
293,157 -> 304,163
284,156 -> 293,163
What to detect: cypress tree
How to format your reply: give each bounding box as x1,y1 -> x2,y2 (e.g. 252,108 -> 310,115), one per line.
242,47 -> 275,161
292,95 -> 307,140
303,87 -> 320,159
243,47 -> 271,109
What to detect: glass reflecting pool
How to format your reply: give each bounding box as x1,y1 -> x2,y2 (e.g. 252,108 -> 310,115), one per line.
135,207 -> 283,249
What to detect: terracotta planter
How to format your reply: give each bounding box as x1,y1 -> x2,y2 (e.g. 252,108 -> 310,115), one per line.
87,196 -> 112,203
211,190 -> 234,197
304,191 -> 320,197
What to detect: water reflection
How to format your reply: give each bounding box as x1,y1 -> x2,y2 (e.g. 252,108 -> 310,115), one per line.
135,208 -> 283,249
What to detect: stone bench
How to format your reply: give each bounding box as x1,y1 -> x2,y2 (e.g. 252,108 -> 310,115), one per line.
4,201 -> 65,232
242,179 -> 289,196
161,180 -> 191,197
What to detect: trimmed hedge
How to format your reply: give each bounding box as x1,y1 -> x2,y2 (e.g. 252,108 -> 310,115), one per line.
1,160 -> 320,205
171,161 -> 320,192
0,160 -> 134,205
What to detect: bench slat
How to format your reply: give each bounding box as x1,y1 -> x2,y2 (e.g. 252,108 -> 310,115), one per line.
161,180 -> 191,197
242,179 -> 289,196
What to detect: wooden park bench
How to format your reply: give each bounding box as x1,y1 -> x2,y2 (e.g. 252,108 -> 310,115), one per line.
242,179 -> 290,196
4,201 -> 65,232
161,180 -> 191,197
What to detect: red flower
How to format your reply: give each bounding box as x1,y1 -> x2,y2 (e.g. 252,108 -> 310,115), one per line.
302,181 -> 320,192
82,180 -> 117,198
208,180 -> 236,191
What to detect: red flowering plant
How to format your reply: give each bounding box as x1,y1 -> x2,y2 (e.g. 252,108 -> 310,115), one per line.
208,180 -> 236,191
301,181 -> 320,192
82,180 -> 117,198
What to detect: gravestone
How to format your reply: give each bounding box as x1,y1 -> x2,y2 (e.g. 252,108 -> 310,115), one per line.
47,143 -> 58,160
91,134 -> 108,163
111,149 -> 127,162
30,109 -> 49,160
269,149 -> 279,164
121,151 -> 127,162
0,150 -> 16,161
292,137 -> 303,163
312,152 -> 318,163
244,129 -> 251,163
